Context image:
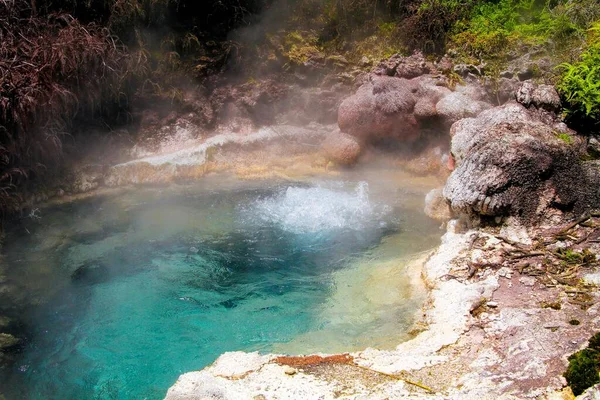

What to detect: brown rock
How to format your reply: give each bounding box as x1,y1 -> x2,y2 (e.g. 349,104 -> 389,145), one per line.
322,131 -> 362,165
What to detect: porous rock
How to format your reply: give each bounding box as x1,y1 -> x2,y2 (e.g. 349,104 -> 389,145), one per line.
424,188 -> 453,222
321,130 -> 362,165
436,92 -> 492,126
516,81 -> 561,112
444,102 -> 600,222
337,75 -> 452,142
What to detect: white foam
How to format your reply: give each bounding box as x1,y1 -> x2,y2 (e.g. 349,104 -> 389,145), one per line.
248,182 -> 391,234
119,126 -> 327,167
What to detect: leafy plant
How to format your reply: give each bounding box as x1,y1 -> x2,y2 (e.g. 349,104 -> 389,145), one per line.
557,23 -> 600,131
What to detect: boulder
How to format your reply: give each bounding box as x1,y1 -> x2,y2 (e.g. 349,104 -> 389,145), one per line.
436,92 -> 492,126
337,75 -> 452,142
322,130 -> 362,165
424,188 -> 453,222
516,81 -> 561,112
444,102 -> 600,223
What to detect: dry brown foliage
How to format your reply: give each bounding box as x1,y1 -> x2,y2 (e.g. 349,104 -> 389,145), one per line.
0,0 -> 138,212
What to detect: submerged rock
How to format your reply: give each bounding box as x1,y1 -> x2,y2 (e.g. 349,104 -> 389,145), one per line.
0,333 -> 19,349
444,101 -> 600,223
71,262 -> 110,285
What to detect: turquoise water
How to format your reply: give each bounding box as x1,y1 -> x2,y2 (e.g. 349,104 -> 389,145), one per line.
0,176 -> 440,399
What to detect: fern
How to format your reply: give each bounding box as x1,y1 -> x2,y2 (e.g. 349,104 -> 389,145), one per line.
557,23 -> 600,125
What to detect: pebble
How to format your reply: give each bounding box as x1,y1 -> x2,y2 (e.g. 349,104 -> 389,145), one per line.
283,366 -> 297,376
487,301 -> 499,308
519,276 -> 536,287
498,267 -> 512,279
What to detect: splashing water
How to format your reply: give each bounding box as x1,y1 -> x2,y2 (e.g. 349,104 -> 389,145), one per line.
247,182 -> 391,234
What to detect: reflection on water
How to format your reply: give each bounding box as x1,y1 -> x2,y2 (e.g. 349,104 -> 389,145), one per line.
0,172 -> 441,400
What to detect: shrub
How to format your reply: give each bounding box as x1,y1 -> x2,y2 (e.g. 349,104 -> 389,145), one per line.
0,0 -> 135,212
449,0 -> 600,59
403,0 -> 475,54
557,23 -> 600,131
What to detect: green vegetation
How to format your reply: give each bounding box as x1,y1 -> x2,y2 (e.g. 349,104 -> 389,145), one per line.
0,0 -> 272,215
555,248 -> 596,265
557,23 -> 600,131
565,332 -> 600,395
556,132 -> 574,144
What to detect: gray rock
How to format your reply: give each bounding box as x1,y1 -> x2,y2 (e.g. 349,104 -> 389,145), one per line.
516,81 -> 561,112
588,135 -> 600,157
532,84 -> 561,112
578,383 -> 600,400
444,102 -> 600,223
453,63 -> 483,77
424,188 -> 453,222
516,81 -> 535,107
495,77 -> 520,104
436,92 -> 492,126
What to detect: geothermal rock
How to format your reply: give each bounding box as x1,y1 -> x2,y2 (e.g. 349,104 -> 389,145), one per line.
372,52 -> 435,79
337,75 -> 451,142
424,188 -> 453,222
444,101 -> 600,222
436,92 -> 492,125
321,131 -> 361,165
516,81 -> 561,112
337,72 -> 496,145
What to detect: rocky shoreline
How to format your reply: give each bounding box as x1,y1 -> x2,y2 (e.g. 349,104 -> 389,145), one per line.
165,220 -> 600,399
157,58 -> 600,398
3,50 -> 600,398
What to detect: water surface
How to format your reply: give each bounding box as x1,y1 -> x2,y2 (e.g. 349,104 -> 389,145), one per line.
0,172 -> 440,399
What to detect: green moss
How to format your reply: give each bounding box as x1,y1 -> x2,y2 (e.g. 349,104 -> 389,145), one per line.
565,348 -> 600,395
555,132 -> 574,145
282,30 -> 321,65
554,248 -> 596,264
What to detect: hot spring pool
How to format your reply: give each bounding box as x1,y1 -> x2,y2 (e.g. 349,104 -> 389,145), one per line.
0,172 -> 441,399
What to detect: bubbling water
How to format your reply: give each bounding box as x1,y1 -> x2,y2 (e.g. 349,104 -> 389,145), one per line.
247,182 -> 392,234
0,174 -> 441,400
